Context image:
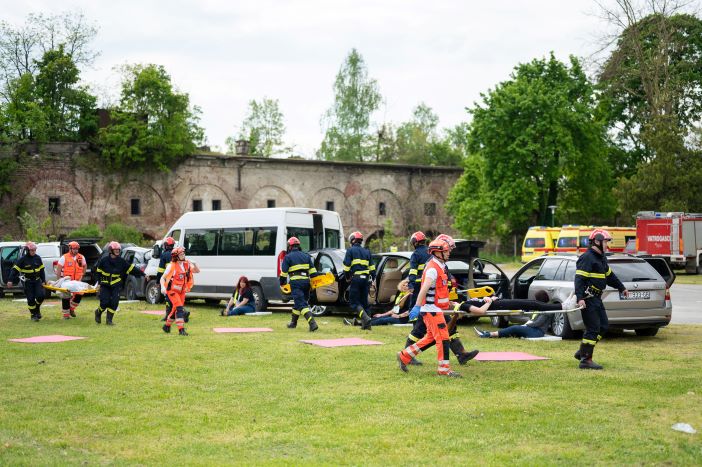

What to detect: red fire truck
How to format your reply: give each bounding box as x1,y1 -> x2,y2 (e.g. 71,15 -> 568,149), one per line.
636,212 -> 702,273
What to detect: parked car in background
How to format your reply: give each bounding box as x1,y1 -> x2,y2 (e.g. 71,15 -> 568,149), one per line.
495,254 -> 675,338
36,238 -> 102,284
305,240 -> 511,317
121,246 -> 151,300
0,241 -> 26,296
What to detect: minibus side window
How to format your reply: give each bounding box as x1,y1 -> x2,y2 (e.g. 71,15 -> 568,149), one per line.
168,230 -> 182,245
184,229 -> 219,256
287,227 -> 313,251
325,229 -> 340,248
219,228 -> 254,256
254,227 -> 277,256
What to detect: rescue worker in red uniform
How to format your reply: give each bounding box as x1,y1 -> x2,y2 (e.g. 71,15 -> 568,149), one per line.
94,241 -> 145,325
574,229 -> 629,370
160,246 -> 200,336
156,236 -> 176,321
7,241 -> 45,321
55,241 -> 86,319
280,237 -> 320,332
397,235 -> 473,378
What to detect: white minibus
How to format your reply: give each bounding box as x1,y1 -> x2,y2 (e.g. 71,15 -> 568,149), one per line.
147,208 -> 344,309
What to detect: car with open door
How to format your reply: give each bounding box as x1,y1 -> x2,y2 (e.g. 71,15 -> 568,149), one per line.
305,240 -> 511,318
499,254 -> 675,338
0,242 -> 27,296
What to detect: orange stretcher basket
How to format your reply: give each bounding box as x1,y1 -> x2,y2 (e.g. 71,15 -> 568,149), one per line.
310,272 -> 335,289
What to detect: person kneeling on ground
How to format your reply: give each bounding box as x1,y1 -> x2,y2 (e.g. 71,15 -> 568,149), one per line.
344,279 -> 411,326
472,291 -> 573,338
221,276 -> 256,316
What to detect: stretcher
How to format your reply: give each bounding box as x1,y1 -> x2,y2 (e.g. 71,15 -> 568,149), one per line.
280,272 -> 336,295
43,280 -> 98,299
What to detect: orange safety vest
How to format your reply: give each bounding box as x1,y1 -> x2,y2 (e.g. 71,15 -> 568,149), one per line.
163,261 -> 194,293
61,252 -> 86,281
421,257 -> 450,310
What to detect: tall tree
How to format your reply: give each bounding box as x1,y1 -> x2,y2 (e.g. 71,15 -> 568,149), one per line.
227,97 -> 285,157
596,0 -> 702,215
447,54 -> 614,239
98,64 -> 204,171
395,103 -> 464,166
319,49 -> 382,162
0,11 -> 98,101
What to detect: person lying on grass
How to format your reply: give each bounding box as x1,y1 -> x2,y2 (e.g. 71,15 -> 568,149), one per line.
456,290 -> 580,316
473,290 -> 561,339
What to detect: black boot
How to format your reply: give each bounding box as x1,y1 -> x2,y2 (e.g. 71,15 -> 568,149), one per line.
360,310 -> 372,330
106,311 -> 115,326
162,324 -> 171,333
30,310 -> 40,321
304,312 -> 318,332
178,328 -> 188,336
573,349 -> 581,360
95,308 -> 103,324
184,310 -> 190,323
287,313 -> 299,329
578,343 -> 603,370
450,338 -> 480,365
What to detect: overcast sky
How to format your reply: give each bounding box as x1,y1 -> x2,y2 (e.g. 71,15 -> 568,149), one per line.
5,1 -> 619,157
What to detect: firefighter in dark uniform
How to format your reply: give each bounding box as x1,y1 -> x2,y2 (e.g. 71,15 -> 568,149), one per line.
7,241 -> 46,321
407,231 -> 430,308
404,234 -> 479,366
343,231 -> 375,330
574,229 -> 629,370
280,237 -> 320,332
94,241 -> 145,326
156,237 -> 176,321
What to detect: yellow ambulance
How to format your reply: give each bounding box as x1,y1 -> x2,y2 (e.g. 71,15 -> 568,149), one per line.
521,226 -> 560,262
555,225 -> 593,255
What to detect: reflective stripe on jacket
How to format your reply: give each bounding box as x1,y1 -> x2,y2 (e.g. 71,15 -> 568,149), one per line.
61,253 -> 85,281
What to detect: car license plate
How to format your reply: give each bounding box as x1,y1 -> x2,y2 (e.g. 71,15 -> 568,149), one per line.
620,291 -> 650,300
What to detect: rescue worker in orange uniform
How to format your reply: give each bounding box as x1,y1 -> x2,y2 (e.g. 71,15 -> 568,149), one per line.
55,241 -> 86,319
160,246 -> 200,336
397,235 -> 485,378
156,236 -> 176,321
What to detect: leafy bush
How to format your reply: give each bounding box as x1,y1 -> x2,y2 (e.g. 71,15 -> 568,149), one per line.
68,223 -> 102,238
101,223 -> 143,245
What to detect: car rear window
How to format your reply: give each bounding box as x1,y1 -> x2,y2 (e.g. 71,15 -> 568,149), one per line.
525,238 -> 546,248
36,245 -> 60,257
610,260 -> 661,282
557,237 -> 577,247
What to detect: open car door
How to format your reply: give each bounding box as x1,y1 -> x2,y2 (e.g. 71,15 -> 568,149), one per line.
642,257 -> 676,288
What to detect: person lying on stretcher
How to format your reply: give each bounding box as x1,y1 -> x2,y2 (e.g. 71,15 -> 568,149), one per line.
455,290 -> 581,315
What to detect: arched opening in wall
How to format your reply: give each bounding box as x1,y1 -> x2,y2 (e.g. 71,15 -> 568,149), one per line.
364,229 -> 385,253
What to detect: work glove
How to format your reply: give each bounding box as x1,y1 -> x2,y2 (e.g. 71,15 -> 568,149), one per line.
409,305 -> 421,321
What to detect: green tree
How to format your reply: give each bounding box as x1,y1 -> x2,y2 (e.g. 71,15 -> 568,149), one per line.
0,11 -> 98,101
447,54 -> 614,239
227,97 -> 285,157
319,49 -> 382,162
394,104 -> 464,166
0,73 -> 47,142
33,46 -> 97,141
98,64 -> 204,171
597,1 -> 702,215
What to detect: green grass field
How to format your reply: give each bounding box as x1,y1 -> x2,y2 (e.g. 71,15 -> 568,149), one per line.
1,296 -> 700,465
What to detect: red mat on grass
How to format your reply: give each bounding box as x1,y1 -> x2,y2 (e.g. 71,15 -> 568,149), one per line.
213,327 -> 273,333
474,352 -> 548,361
300,337 -> 383,348
141,310 -> 165,315
9,335 -> 86,343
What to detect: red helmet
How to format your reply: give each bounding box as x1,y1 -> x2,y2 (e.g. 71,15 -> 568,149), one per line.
434,234 -> 456,250
410,231 -> 426,247
108,241 -> 121,252
171,246 -> 186,259
589,229 -> 612,242
68,241 -> 80,249
287,237 -> 300,246
427,238 -> 452,254
164,237 -> 176,248
348,231 -> 363,244
25,241 -> 37,251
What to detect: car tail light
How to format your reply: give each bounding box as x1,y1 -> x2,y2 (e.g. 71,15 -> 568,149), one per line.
52,260 -> 58,266
140,265 -> 146,272
665,287 -> 671,305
